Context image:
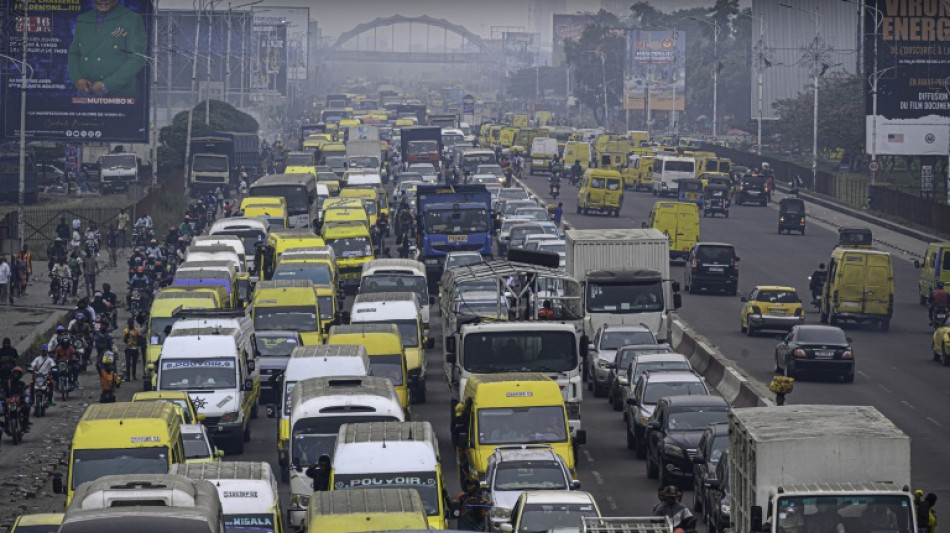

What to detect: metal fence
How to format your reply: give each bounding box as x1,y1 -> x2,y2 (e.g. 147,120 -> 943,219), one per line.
699,142 -> 835,190
870,186 -> 950,235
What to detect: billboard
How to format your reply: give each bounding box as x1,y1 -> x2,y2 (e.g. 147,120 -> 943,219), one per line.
503,32 -> 538,73
155,10 -> 252,93
865,0 -> 950,156
2,0 -> 152,142
623,29 -> 686,111
552,14 -> 595,67
251,19 -> 287,96
251,7 -> 308,81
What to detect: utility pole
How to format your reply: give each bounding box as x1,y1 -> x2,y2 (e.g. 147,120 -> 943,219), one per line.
150,0 -> 159,186
17,0 -> 28,248
205,3 -> 214,125
670,28 -> 678,137
225,1 -> 232,105
690,17 -> 721,137
184,3 -> 203,197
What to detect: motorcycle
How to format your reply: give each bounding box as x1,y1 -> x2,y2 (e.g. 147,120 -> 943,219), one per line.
54,360 -> 71,400
72,335 -> 90,371
550,182 -> 560,199
808,276 -> 823,309
32,372 -> 51,417
129,287 -> 147,315
931,305 -> 949,330
2,396 -> 24,444
51,276 -> 70,305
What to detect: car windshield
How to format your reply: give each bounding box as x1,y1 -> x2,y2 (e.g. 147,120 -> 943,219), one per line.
478,406 -> 567,445
668,407 -> 729,431
588,281 -> 664,313
272,264 -> 332,286
335,471 -> 440,516
519,503 -> 600,533
601,331 -> 656,350
514,209 -> 549,222
159,357 -> 237,390
212,229 -> 265,256
183,431 -> 212,460
477,164 -> 503,174
255,335 -> 298,357
633,361 -> 691,383
250,185 -> 309,213
359,274 -> 427,304
644,380 -> 706,404
446,254 -> 484,269
696,246 -> 735,263
463,331 -> 577,373
254,306 -> 319,332
71,447 -> 168,489
424,208 -> 488,234
538,243 -> 566,254
618,348 -> 672,369
500,189 -> 529,200
510,226 -> 542,241
326,237 -> 373,258
797,327 -> 848,345
756,290 -> 800,304
369,354 -> 404,386
494,461 -> 567,491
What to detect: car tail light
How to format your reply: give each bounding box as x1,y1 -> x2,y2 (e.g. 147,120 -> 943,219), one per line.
691,259 -> 698,272
793,348 -> 807,358
841,350 -> 853,360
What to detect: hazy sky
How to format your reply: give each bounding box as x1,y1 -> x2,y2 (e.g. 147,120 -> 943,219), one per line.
160,0 -> 742,40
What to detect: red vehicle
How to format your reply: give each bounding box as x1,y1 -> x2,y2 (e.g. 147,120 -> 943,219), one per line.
401,126 -> 443,171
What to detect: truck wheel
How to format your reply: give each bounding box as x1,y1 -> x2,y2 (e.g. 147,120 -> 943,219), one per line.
880,319 -> 890,332
646,454 -> 658,479
231,438 -> 244,455
635,428 -> 646,459
243,421 -> 252,443
625,422 -> 636,450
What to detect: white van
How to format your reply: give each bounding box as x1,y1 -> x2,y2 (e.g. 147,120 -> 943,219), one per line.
530,137 -> 559,175
344,172 -> 383,190
358,258 -> 432,343
156,315 -> 259,454
209,217 -> 270,274
287,376 -> 405,528
175,260 -> 236,281
351,292 -> 427,404
185,245 -> 243,273
273,345 -> 371,481
190,236 -> 247,272
652,155 -> 696,197
172,461 -> 284,533
331,421 -> 449,529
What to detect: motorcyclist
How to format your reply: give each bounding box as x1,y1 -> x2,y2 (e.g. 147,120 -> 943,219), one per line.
93,324 -> 114,362
49,325 -> 67,350
2,366 -> 31,432
54,337 -> 79,387
178,219 -> 193,239
549,170 -> 562,196
930,281 -> 949,323
164,226 -> 179,247
97,352 -> 120,403
101,283 -> 118,311
809,263 -> 827,305
653,485 -> 694,533
51,257 -> 71,299
145,239 -> 163,261
29,345 -> 55,401
90,291 -> 109,318
47,238 -> 67,270
571,160 -> 583,183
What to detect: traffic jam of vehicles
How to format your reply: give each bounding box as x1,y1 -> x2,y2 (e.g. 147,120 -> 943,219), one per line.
4,97 -> 945,533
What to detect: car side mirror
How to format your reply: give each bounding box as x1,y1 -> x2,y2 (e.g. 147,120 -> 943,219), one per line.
605,362 -> 615,370
214,449 -> 225,460
740,296 -> 748,302
914,259 -> 921,268
52,473 -> 64,494
571,479 -> 582,490
671,281 -> 681,292
247,359 -> 255,372
574,429 -> 587,445
266,404 -> 277,418
846,337 -> 853,344
673,293 -> 682,309
244,378 -> 253,391
197,413 -> 206,422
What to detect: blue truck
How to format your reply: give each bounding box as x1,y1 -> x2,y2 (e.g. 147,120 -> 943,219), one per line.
416,184 -> 493,282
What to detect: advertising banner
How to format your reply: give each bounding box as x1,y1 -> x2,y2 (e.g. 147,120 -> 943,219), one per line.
504,31 -> 538,73
251,7 -> 308,81
864,0 -> 950,156
250,20 -> 287,96
1,0 -> 152,142
156,10 -> 252,93
623,29 -> 686,111
552,14 -> 595,67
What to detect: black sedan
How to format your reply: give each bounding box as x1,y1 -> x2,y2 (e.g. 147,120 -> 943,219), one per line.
645,395 -> 730,488
774,325 -> 854,382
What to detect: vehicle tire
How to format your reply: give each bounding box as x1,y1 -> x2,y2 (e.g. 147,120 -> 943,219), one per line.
251,402 -> 258,419
646,453 -> 658,479
801,228 -> 806,235
693,484 -> 702,512
612,392 -> 622,412
819,308 -> 829,324
778,227 -> 782,234
281,465 -> 289,484
740,319 -> 747,333
586,367 -> 594,391
626,422 -> 636,450
613,209 -> 620,218
775,354 -> 782,373
746,324 -> 756,337
10,416 -> 21,445
724,210 -> 729,218
592,379 -> 606,398
728,287 -> 737,296
880,318 -> 890,332
943,352 -> 950,367
688,283 -> 697,295
416,381 -> 427,404
921,294 -> 929,306
842,368 -> 855,383
231,437 -> 244,455
657,460 -> 669,487
635,428 -> 646,459
61,384 -> 69,401
783,359 -> 795,378
243,421 -> 252,443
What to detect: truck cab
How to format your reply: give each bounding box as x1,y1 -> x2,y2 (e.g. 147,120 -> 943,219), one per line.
416,185 -> 493,283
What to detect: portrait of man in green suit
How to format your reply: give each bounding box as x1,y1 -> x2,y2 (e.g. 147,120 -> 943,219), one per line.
67,0 -> 147,99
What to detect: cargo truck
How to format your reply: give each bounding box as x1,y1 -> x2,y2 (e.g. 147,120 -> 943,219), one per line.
189,132 -> 260,197
99,153 -> 139,193
728,405 -> 915,533
345,139 -> 381,171
401,126 -> 443,172
428,113 -> 460,129
565,229 -> 680,344
416,184 -> 492,285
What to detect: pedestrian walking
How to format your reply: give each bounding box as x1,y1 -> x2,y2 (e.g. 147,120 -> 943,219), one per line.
82,250 -> 98,298
67,251 -> 83,297
116,208 -> 130,248
17,245 -> 31,286
106,225 -> 118,267
0,257 -> 10,305
552,202 -> 564,227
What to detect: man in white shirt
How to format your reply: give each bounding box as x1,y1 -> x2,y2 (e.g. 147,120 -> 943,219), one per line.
0,256 -> 11,305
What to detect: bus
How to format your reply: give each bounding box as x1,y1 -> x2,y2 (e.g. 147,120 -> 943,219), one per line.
249,173 -> 318,230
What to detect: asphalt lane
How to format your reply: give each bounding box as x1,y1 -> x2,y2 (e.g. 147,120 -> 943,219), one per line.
518,171 -> 950,500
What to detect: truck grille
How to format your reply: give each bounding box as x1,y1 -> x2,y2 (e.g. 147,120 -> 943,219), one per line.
201,416 -> 221,426
339,266 -> 362,276
433,243 -> 483,253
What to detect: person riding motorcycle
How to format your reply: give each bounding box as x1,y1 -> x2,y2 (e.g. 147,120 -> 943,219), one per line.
50,257 -> 71,298
571,160 -> 583,183
47,238 -> 67,269
653,485 -> 695,533
128,266 -> 152,309
29,345 -> 55,402
97,352 -> 120,404
809,263 -> 827,305
2,366 -> 31,432
178,219 -> 192,239
164,226 -> 179,247
930,281 -> 949,323
145,239 -> 163,261
54,337 -> 79,386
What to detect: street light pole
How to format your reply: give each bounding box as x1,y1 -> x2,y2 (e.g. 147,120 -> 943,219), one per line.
205,3 -> 214,125
781,2 -> 822,186
150,0 -> 159,186
17,0 -> 28,249
690,17 -> 721,138
184,2 -> 203,196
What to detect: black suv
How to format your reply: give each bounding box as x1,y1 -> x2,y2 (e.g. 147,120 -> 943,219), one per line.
684,243 -> 739,296
692,422 -> 729,516
736,175 -> 769,206
644,395 -> 730,488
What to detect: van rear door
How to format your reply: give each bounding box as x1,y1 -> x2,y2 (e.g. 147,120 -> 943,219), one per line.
863,253 -> 892,316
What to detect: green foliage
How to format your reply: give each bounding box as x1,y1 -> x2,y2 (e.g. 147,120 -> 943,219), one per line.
158,99 -> 258,170
563,10 -> 624,125
772,74 -> 864,154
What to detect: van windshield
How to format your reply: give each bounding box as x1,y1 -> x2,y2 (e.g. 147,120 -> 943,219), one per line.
183,432 -> 212,460
71,447 -> 168,489
272,264 -> 332,285
159,357 -> 237,390
318,296 -> 335,320
212,229 -> 266,256
251,185 -> 310,214
60,517 -> 212,533
358,319 -> 419,348
359,274 -> 428,304
425,208 -> 489,234
664,161 -> 694,173
255,306 -> 318,332
370,354 -> 404,386
463,331 -> 577,373
335,472 -> 440,516
477,406 -> 567,445
255,335 -> 299,357
587,281 -> 664,313
292,416 -> 398,464
326,237 -> 373,258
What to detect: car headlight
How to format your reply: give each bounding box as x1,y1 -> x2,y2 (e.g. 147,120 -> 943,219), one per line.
490,506 -> 511,520
721,502 -> 731,515
291,493 -> 311,509
662,442 -> 684,456
618,377 -> 628,386
597,359 -> 610,369
219,410 -> 243,424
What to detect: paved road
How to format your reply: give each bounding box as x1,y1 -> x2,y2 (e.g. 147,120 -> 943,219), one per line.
517,171 -> 950,502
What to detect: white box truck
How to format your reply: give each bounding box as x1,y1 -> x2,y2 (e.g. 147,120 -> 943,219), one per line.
565,228 -> 680,343
728,405 -> 915,533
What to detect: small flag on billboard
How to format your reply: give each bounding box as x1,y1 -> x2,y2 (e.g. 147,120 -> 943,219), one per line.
887,133 -> 904,143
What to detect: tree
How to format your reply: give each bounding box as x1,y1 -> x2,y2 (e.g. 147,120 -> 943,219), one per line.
563,10 -> 624,125
158,99 -> 258,173
772,74 -> 864,156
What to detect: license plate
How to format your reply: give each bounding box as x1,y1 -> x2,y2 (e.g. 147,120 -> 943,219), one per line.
708,267 -> 724,272
841,302 -> 860,309
815,350 -> 835,358
768,309 -> 786,315
748,190 -> 760,195
448,235 -> 467,243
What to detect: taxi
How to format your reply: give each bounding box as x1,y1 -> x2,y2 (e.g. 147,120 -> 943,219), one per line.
8,513 -> 63,533
131,390 -> 204,425
740,285 -> 805,336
